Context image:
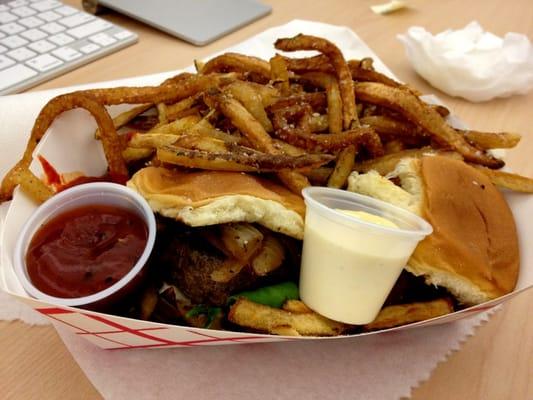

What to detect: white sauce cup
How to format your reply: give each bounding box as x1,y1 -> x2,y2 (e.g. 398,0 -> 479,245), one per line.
300,187 -> 433,325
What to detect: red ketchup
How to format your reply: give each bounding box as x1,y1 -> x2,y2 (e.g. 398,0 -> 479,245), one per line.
26,205 -> 148,298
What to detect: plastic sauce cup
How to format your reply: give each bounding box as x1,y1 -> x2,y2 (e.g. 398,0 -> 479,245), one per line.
300,187 -> 433,325
13,182 -> 156,311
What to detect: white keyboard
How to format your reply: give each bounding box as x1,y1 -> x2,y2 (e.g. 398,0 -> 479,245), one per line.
0,0 -> 137,95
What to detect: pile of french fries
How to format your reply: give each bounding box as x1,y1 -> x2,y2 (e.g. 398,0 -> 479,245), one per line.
2,34 -> 533,336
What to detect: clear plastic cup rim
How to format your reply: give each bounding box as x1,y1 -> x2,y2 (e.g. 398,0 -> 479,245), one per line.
302,187 -> 433,239
12,182 -> 156,307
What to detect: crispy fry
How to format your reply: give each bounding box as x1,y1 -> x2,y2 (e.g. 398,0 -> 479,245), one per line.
463,130 -> 521,150
363,298 -> 454,331
359,57 -> 374,70
205,89 -> 276,153
472,165 -> 533,193
16,169 -> 54,204
157,102 -> 168,124
302,72 -> 343,134
165,95 -> 200,121
228,297 -> 347,336
226,81 -> 273,133
204,89 -> 312,193
275,34 -> 357,129
1,93 -> 127,202
95,103 -> 153,139
201,52 -> 271,82
354,82 -> 504,168
271,104 -> 383,154
157,144 -> 333,172
269,55 -> 291,96
251,234 -> 285,276
280,54 -> 334,73
148,114 -> 201,134
129,132 -> 180,149
327,145 -> 357,188
122,147 -> 153,163
81,73 -> 239,105
308,113 -> 329,132
282,299 -> 313,313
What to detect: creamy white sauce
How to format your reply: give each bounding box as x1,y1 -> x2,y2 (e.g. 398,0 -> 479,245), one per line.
299,210 -> 409,325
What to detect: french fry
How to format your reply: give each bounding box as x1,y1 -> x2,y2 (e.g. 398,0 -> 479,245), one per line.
327,145 -> 357,188
363,298 -> 454,331
275,34 -> 358,129
148,114 -> 201,134
201,52 -> 271,82
204,89 -> 312,193
354,82 -> 504,168
463,130 -> 521,150
122,147 -> 154,163
157,145 -> 333,172
302,72 -> 343,134
94,103 -> 153,139
473,165 -> 533,193
269,54 -> 291,96
16,169 -> 54,204
228,298 -> 347,336
226,81 -> 273,133
251,234 -> 285,276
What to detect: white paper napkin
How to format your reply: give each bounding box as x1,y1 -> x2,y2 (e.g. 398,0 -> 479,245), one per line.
398,21 -> 533,102
0,19 -> 497,399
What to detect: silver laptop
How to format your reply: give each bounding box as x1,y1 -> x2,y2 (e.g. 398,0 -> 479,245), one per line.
95,0 -> 272,46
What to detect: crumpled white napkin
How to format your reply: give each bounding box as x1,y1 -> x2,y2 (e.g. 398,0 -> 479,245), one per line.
397,21 -> 533,102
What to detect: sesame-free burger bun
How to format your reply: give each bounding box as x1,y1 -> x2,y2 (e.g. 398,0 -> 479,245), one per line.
408,156 -> 519,305
127,167 -> 305,239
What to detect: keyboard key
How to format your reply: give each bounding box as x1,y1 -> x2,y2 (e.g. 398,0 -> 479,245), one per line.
20,27 -> 46,40
0,12 -> 17,24
8,0 -> 29,7
0,64 -> 38,91
38,10 -> 60,21
0,34 -> 28,48
68,19 -> 111,39
30,0 -> 61,12
48,32 -> 72,45
26,52 -> 62,71
52,46 -> 80,61
0,31 -> 4,38
7,46 -> 36,61
18,16 -> 44,27
89,32 -> 115,47
0,44 -> 7,53
11,5 -> 36,17
0,54 -> 16,69
59,12 -> 94,28
0,6 -> 9,12
114,30 -> 134,40
28,38 -> 54,53
79,42 -> 99,54
40,21 -> 64,34
55,5 -> 77,16
0,22 -> 25,35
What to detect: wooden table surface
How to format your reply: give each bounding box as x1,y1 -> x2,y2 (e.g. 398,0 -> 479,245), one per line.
1,0 -> 532,399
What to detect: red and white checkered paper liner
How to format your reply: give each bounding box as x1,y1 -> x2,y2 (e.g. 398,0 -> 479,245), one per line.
1,20 -> 532,350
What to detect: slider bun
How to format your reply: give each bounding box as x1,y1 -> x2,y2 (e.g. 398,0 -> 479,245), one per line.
127,167 -> 305,239
348,156 -> 519,305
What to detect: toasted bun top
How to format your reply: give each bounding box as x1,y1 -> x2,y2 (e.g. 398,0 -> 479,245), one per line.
409,156 -> 519,303
127,167 -> 305,239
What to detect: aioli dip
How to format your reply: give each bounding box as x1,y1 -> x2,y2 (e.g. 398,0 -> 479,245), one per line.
300,188 -> 432,325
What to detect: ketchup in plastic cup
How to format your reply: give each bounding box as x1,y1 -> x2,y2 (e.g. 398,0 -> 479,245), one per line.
13,182 -> 156,311
300,187 -> 433,325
